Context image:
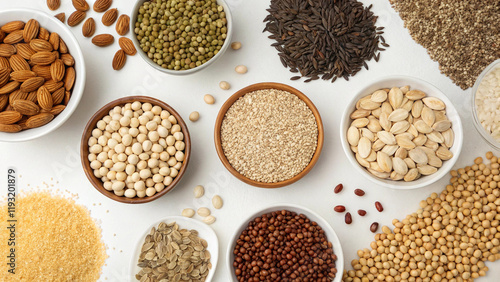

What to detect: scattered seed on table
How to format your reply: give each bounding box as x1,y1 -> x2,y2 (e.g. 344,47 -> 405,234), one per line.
204,94 -> 215,104
334,205 -> 346,213
197,207 -> 211,217
212,195 -> 223,209
354,189 -> 365,196
358,209 -> 367,216
231,41 -> 241,50
181,208 -> 195,218
375,201 -> 384,212
203,215 -> 216,225
189,111 -> 199,122
235,65 -> 247,74
370,222 -> 379,233
219,81 -> 230,90
345,212 -> 352,224
193,185 -> 204,198
334,183 -> 343,193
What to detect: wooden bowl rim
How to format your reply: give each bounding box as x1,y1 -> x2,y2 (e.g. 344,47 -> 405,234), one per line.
214,82 -> 324,188
80,96 -> 191,204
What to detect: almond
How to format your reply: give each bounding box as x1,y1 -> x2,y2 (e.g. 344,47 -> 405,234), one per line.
32,65 -> 52,80
9,90 -> 28,104
3,30 -> 24,44
102,8 -> 118,26
20,77 -> 45,92
12,99 -> 40,116
0,124 -> 22,133
49,104 -> 66,115
37,86 -> 53,111
112,49 -> 126,70
59,38 -> 68,54
16,43 -> 36,60
47,0 -> 61,11
0,111 -> 22,125
50,59 -> 65,82
93,0 -> 112,12
0,44 -> 16,57
1,21 -> 25,33
0,95 -> 8,111
68,10 -> 86,27
82,18 -> 96,37
38,27 -> 50,40
0,81 -> 20,95
60,53 -> 75,66
0,57 -> 9,70
64,67 -> 76,90
73,0 -> 90,11
44,80 -> 64,93
10,70 -> 37,82
64,90 -> 71,105
26,112 -> 54,128
23,19 -> 39,43
55,13 -> 66,23
30,39 -> 53,52
0,30 -> 5,42
92,34 -> 114,47
0,67 -> 10,87
26,91 -> 38,103
30,52 -> 56,65
118,37 -> 136,55
49,32 -> 60,51
115,14 -> 130,35
51,87 -> 65,104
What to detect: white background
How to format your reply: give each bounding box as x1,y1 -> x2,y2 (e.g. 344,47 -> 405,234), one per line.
0,0 -> 498,281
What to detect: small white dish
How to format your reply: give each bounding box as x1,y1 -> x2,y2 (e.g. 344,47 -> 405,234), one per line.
130,0 -> 233,75
226,203 -> 344,282
130,216 -> 219,282
340,75 -> 463,189
0,8 -> 86,142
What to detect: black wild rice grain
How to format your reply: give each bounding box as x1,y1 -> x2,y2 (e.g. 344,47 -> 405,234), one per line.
263,0 -> 386,84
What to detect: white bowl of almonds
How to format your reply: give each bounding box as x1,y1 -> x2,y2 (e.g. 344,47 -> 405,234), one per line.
340,76 -> 463,189
0,9 -> 85,142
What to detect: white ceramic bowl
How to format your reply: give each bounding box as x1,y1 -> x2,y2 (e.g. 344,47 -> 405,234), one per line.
130,216 -> 219,281
226,203 -> 344,282
471,59 -> 500,151
0,8 -> 85,142
130,0 -> 233,75
340,76 -> 463,189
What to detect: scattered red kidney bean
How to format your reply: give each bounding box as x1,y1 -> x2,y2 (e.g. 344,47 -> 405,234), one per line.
334,205 -> 346,213
345,212 -> 352,224
370,222 -> 379,233
375,201 -> 384,212
334,183 -> 343,193
354,189 -> 365,196
357,209 -> 367,216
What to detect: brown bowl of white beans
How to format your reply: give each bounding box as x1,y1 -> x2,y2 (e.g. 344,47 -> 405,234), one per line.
80,96 -> 191,204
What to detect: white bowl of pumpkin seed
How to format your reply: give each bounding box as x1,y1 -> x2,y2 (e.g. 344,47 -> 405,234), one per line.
340,76 -> 463,189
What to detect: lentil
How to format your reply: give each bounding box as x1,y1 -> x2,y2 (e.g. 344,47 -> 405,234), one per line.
0,191 -> 107,280
233,210 -> 337,281
343,153 -> 500,281
220,89 -> 318,183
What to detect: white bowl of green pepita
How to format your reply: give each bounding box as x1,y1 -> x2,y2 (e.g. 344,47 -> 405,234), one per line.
131,0 -> 233,75
131,216 -> 219,281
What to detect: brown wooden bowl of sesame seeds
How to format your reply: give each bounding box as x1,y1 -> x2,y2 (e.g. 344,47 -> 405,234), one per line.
214,82 -> 324,188
80,96 -> 191,204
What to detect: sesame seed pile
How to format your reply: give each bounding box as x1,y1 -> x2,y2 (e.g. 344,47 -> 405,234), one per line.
221,89 -> 318,183
389,0 -> 500,89
0,192 -> 107,281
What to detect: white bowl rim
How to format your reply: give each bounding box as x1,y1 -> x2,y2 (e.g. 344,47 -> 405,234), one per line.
130,0 -> 233,75
340,75 -> 464,190
0,8 -> 86,142
130,215 -> 219,281
471,59 -> 500,151
225,203 -> 344,282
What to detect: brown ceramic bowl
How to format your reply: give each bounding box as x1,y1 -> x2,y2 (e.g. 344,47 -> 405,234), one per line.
214,82 -> 324,188
80,96 -> 191,204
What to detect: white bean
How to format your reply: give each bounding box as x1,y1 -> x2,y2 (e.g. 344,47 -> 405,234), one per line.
124,189 -> 136,198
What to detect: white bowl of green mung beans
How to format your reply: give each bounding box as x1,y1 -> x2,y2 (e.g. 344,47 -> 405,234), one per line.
131,0 -> 233,75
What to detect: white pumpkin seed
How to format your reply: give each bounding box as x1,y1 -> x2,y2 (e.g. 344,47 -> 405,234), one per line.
401,100 -> 413,112
372,139 -> 386,151
379,112 -> 391,131
442,128 -> 454,148
424,139 -> 439,151
432,120 -> 451,132
404,168 -> 419,182
396,135 -> 416,150
392,157 -> 408,175
427,154 -> 443,168
408,124 -> 419,137
367,168 -> 391,179
381,101 -> 393,115
377,131 -> 396,145
377,151 -> 393,172
350,109 -> 371,119
404,158 -> 416,169
357,137 -> 372,159
413,134 -> 428,146
367,117 -> 382,132
422,97 -> 446,110
351,145 -> 358,153
381,144 -> 399,156
390,171 -> 404,180
411,100 -> 423,118
388,108 -> 409,122
421,106 -> 436,127
418,165 -> 437,176
436,146 -> 453,160
418,146 -> 436,158
371,108 -> 382,118
427,131 -> 444,143
405,89 -> 426,100
395,147 -> 407,159
366,150 -> 377,162
390,121 -> 410,134
361,128 -> 375,142
414,120 -> 433,134
347,126 -> 360,146
389,87 -> 404,109
360,98 -> 381,110
434,110 -> 448,122
400,85 -> 410,94
351,118 -> 369,128
370,161 -> 384,172
371,90 -> 388,103
356,153 -> 370,168
409,148 -> 428,164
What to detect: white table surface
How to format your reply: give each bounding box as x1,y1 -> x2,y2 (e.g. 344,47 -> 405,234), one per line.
0,0 -> 498,281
